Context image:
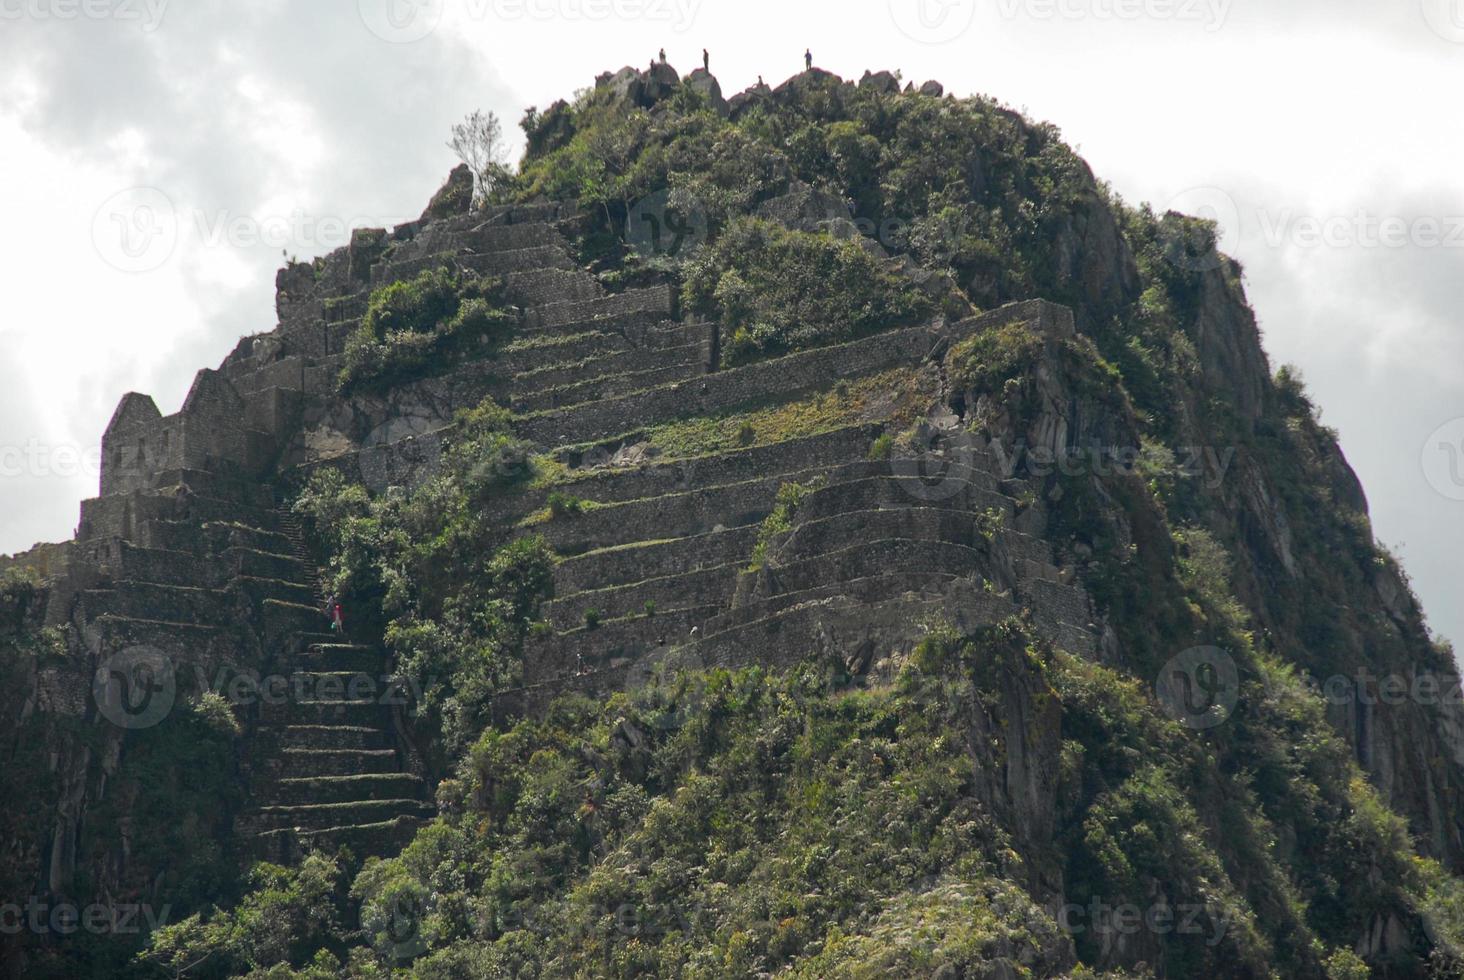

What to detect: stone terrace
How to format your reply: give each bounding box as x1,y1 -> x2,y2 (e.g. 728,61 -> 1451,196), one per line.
29,177 -> 1102,861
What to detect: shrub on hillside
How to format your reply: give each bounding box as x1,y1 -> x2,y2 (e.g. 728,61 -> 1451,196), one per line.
684,217 -> 932,366
339,267 -> 517,393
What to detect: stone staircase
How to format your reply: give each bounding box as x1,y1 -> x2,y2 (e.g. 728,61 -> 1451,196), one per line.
236,634 -> 432,864
232,506 -> 431,863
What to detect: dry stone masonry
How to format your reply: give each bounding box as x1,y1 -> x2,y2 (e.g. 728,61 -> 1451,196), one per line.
7,160 -> 1105,882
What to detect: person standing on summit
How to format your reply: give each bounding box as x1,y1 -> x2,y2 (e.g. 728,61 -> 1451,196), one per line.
703,48 -> 709,71
805,48 -> 813,70
659,47 -> 667,63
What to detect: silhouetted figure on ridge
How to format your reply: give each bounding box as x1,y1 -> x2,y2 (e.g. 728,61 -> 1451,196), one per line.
805,48 -> 813,70
703,48 -> 709,71
659,47 -> 667,63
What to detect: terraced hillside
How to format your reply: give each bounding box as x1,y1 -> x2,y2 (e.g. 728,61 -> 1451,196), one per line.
6,61 -> 1464,979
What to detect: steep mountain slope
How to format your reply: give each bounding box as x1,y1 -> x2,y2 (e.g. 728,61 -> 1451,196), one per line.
3,62 -> 1463,978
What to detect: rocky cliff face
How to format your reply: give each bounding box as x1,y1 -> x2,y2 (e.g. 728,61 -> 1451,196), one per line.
3,61 -> 1462,978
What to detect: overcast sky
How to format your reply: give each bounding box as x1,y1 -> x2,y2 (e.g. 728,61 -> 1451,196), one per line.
1,0 -> 1459,648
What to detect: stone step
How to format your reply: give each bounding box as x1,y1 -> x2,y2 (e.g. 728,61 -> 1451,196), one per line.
260,772 -> 424,807
456,221 -> 560,253
87,613 -> 222,655
261,598 -> 329,637
1022,578 -> 1093,636
300,642 -> 388,672
82,581 -> 229,627
532,459 -> 920,557
262,697 -> 390,727
553,525 -> 759,595
324,293 -> 369,323
533,472 -> 792,556
261,670 -> 403,706
374,244 -> 572,288
149,468 -> 278,508
753,537 -> 990,601
223,547 -> 309,584
504,340 -> 705,393
540,425 -> 883,511
526,604 -> 718,687
509,361 -> 705,415
246,815 -> 427,865
763,506 -> 998,567
457,244 -> 574,276
275,725 -> 393,751
481,201 -> 572,225
691,581 -> 1017,673
238,798 -> 433,834
276,747 -> 400,777
702,570 -> 974,636
546,561 -> 738,631
111,542 -> 208,587
504,267 -> 602,307
523,284 -> 675,331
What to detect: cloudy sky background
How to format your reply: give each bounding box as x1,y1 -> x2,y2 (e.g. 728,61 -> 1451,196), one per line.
1,0 -> 1460,647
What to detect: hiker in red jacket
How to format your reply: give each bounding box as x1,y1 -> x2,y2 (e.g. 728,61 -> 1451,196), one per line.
325,594 -> 344,634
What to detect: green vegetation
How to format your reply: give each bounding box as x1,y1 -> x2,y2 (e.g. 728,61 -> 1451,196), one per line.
946,316 -> 1048,394
340,268 -> 517,393
138,618 -> 1459,978
292,396 -> 549,753
684,217 -> 933,366
546,491 -> 588,519
633,367 -> 924,462
0,62 -> 1443,979
748,477 -> 825,571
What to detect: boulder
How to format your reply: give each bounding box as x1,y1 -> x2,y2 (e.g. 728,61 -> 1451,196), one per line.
918,80 -> 945,98
596,65 -> 640,98
419,164 -> 474,223
859,69 -> 900,95
684,67 -> 727,115
629,61 -> 682,108
755,181 -> 852,235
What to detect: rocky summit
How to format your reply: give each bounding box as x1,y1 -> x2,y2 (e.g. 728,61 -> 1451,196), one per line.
3,61 -> 1464,979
